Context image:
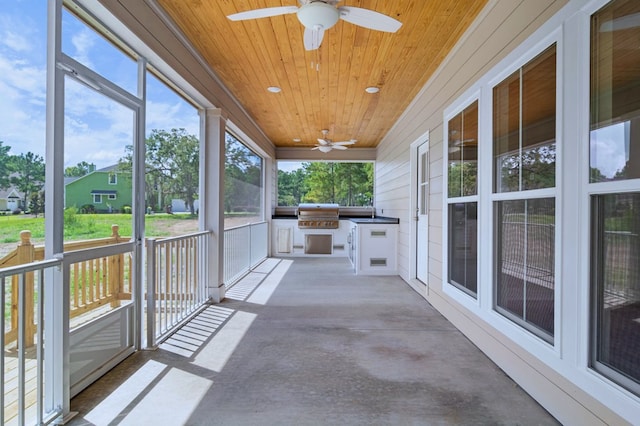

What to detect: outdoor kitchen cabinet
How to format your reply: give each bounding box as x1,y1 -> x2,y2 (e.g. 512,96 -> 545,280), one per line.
350,221 -> 398,275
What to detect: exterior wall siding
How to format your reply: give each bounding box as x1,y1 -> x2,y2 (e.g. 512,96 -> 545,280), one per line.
376,0 -> 635,424
65,171 -> 133,212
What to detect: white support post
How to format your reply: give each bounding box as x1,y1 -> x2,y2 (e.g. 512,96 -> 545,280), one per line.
199,108 -> 227,302
133,57 -> 147,350
45,0 -> 70,421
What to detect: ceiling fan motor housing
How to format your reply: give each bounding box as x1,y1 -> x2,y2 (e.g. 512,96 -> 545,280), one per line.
297,2 -> 340,30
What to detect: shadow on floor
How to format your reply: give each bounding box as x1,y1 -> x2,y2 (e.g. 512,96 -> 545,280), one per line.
68,257 -> 558,426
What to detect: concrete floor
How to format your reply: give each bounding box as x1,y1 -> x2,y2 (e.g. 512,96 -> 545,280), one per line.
68,257 -> 559,425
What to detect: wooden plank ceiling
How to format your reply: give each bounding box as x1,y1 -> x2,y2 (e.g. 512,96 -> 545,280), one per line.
156,0 -> 487,149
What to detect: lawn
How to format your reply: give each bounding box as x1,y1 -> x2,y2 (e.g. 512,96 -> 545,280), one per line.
0,212 -> 199,244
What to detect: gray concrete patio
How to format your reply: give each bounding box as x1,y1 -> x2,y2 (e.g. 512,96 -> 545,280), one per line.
68,257 -> 558,425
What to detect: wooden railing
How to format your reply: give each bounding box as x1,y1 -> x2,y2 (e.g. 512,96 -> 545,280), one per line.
1,225 -> 132,347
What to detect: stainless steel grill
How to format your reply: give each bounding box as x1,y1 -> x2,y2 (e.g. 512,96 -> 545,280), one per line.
297,203 -> 339,229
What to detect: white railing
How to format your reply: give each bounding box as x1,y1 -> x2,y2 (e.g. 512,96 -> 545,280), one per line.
146,231 -> 211,346
1,259 -> 62,426
223,221 -> 268,286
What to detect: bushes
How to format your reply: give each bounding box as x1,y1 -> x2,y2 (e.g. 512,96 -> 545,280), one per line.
122,205 -> 132,214
80,204 -> 96,214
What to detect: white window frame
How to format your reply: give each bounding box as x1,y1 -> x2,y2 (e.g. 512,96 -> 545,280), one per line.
491,42 -> 559,345
93,194 -> 102,204
108,194 -> 116,200
442,26 -> 564,357
108,173 -> 117,185
443,90 -> 481,311
585,0 -> 640,400
441,0 -> 640,417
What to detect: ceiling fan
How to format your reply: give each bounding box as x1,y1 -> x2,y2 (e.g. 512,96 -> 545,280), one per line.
227,0 -> 402,51
312,129 -> 356,152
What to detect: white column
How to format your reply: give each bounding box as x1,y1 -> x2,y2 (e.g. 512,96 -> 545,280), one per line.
44,0 -> 70,419
200,108 -> 227,302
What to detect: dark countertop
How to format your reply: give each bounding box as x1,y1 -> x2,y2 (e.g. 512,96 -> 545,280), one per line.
349,217 -> 399,224
271,215 -> 399,224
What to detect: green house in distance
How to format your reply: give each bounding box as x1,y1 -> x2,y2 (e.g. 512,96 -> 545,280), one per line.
65,164 -> 132,213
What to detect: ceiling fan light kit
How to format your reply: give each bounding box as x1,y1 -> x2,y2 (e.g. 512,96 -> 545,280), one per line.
311,129 -> 356,152
297,2 -> 340,30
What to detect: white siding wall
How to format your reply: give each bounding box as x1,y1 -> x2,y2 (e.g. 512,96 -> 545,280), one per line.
376,0 -> 634,424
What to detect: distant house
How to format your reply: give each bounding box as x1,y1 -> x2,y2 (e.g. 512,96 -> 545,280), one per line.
65,165 -> 132,213
0,187 -> 24,212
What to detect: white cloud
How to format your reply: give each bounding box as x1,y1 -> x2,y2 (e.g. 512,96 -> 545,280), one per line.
70,28 -> 95,68
590,123 -> 627,178
4,31 -> 31,52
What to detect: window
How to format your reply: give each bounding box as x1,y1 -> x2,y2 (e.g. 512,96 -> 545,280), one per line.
225,132 -> 264,229
590,0 -> 640,395
144,70 -> 200,225
494,45 -> 556,193
493,45 -> 557,341
108,173 -> 117,184
277,161 -> 374,207
108,194 -> 116,200
447,101 -> 478,296
93,194 -> 102,204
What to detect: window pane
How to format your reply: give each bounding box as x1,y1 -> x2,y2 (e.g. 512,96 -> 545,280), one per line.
448,101 -> 478,197
592,193 -> 640,392
522,46 -> 556,190
64,77 -> 133,227
495,198 -> 555,339
448,202 -> 478,296
276,161 -> 373,207
494,46 -> 556,192
590,0 -> 640,182
225,133 -> 264,228
62,8 -> 137,95
494,71 -> 521,192
143,70 -> 200,235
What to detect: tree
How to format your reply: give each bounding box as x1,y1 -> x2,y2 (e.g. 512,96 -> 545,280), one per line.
10,152 -> 45,209
119,128 -> 199,213
277,167 -> 308,206
286,162 -> 373,206
170,132 -> 199,215
0,141 -> 12,189
65,161 -> 94,177
29,191 -> 45,217
225,133 -> 261,213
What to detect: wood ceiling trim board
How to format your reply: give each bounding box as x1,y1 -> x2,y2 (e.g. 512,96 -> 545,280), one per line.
266,18 -> 300,136
280,20 -> 311,145
350,33 -> 393,145
341,25 -> 373,145
332,21 -> 357,143
233,19 -> 284,133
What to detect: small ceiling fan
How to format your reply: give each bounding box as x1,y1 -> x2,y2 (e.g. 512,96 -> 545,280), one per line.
227,0 -> 402,51
312,129 -> 356,152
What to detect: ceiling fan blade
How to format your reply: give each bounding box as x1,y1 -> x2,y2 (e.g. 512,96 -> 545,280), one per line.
311,146 -> 320,150
317,138 -> 330,145
338,6 -> 402,33
304,27 -> 325,51
332,144 -> 348,150
333,140 -> 356,146
227,6 -> 298,21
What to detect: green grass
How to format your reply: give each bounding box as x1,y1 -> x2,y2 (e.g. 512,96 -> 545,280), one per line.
0,212 -> 198,244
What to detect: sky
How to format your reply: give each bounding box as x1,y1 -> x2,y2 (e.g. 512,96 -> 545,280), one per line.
1,2 -> 629,178
0,0 -> 199,170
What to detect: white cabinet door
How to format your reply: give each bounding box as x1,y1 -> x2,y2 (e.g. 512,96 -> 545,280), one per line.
356,224 -> 398,275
